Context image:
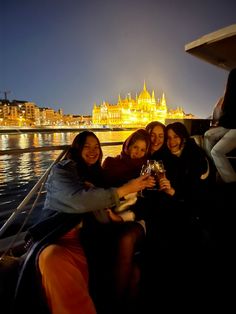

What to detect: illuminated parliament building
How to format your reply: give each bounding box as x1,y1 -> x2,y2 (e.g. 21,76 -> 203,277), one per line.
92,82 -> 187,127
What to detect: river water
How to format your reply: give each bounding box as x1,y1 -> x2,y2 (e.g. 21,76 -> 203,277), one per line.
0,130 -> 133,224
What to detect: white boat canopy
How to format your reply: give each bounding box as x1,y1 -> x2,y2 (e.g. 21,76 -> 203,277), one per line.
185,24 -> 236,71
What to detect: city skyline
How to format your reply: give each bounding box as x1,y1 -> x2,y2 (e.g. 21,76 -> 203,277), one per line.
1,0 -> 236,119
0,81 -> 186,115
0,83 -> 189,128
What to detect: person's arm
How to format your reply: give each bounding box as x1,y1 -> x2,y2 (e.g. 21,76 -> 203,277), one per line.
44,164 -> 119,214
116,174 -> 155,198
44,162 -> 155,215
158,176 -> 175,196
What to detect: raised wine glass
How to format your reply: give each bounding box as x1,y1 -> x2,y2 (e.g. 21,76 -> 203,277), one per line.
146,160 -> 159,190
155,160 -> 166,189
139,163 -> 151,197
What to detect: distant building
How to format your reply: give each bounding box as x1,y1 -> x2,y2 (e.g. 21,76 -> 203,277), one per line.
92,82 -> 188,127
0,99 -> 85,127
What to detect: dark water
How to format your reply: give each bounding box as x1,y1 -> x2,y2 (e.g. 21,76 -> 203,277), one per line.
0,130 -> 133,227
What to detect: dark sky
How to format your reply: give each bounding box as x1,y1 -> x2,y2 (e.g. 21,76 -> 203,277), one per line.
1,0 -> 236,118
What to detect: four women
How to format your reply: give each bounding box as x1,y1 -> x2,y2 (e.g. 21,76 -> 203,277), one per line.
14,121 -> 221,313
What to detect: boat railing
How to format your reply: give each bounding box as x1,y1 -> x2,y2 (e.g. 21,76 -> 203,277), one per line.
0,141 -> 124,257
0,141 -> 124,156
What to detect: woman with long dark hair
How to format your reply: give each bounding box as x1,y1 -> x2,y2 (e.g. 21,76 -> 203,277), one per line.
139,122 -> 212,313
145,120 -> 166,157
13,131 -> 154,314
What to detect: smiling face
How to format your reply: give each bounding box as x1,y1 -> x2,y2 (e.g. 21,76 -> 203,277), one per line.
81,135 -> 101,166
150,125 -> 165,153
166,129 -> 182,154
128,139 -> 147,159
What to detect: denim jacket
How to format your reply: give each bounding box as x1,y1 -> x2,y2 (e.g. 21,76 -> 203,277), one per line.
43,159 -> 120,222
13,159 -> 122,313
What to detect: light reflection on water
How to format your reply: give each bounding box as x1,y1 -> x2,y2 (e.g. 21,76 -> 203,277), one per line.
0,131 -> 134,214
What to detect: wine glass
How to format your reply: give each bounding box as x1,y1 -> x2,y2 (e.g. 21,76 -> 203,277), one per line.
139,163 -> 151,197
146,160 -> 159,190
155,160 -> 165,177
155,160 -> 166,189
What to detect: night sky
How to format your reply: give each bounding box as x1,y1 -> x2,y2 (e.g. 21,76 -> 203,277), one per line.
1,0 -> 236,118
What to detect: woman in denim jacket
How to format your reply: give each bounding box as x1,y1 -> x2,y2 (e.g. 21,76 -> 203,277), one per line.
13,131 -> 154,314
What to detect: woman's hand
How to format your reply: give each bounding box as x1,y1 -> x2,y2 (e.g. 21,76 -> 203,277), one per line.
116,174 -> 155,198
159,177 -> 175,196
142,174 -> 156,189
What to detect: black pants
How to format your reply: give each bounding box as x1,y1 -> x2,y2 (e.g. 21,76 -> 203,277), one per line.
81,220 -> 145,314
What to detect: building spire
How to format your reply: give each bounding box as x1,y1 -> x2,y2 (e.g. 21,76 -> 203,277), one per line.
143,80 -> 147,91
160,93 -> 167,108
152,90 -> 155,100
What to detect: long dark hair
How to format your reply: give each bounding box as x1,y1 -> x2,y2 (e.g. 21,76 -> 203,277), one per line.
65,131 -> 103,183
165,122 -> 190,148
145,120 -> 166,135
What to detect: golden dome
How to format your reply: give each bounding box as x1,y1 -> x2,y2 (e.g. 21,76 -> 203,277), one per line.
138,81 -> 151,100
